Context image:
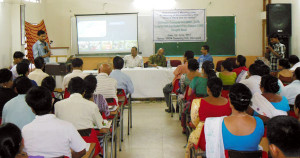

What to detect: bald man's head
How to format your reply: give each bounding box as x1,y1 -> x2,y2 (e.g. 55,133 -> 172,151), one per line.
157,48 -> 164,56
99,63 -> 112,75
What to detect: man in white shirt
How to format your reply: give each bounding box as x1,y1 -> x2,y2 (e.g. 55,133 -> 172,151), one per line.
23,86 -> 86,158
95,64 -> 118,102
289,55 -> 300,71
123,47 -> 143,68
281,67 -> 300,105
28,57 -> 49,86
55,77 -> 108,133
62,58 -> 87,89
240,63 -> 262,94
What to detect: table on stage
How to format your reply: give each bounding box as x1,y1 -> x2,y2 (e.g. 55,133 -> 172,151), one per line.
83,67 -> 175,98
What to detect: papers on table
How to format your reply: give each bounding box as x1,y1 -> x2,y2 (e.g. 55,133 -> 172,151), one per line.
103,120 -> 112,128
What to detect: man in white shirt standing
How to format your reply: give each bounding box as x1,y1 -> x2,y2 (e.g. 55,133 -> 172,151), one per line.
123,47 -> 143,68
55,77 -> 108,132
28,57 -> 49,86
23,86 -> 86,158
240,63 -> 263,94
281,67 -> 300,105
62,58 -> 87,90
95,63 -> 118,102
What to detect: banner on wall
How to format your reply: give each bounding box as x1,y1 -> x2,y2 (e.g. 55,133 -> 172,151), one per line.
153,9 -> 206,42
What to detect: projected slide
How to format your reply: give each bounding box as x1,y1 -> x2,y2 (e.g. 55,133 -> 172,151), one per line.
76,14 -> 138,54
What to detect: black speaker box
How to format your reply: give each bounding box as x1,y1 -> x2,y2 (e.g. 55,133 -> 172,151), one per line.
267,4 -> 291,36
45,63 -> 71,76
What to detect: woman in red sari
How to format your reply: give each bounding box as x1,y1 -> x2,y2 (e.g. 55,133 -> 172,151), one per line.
185,77 -> 232,158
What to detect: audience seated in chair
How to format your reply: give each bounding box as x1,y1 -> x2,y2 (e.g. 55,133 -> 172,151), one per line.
55,77 -> 108,133
204,83 -> 264,158
10,51 -> 25,80
164,51 -> 194,113
23,86 -> 86,158
16,61 -> 37,86
0,123 -> 28,158
41,76 -> 60,113
62,58 -> 87,98
185,77 -> 232,158
83,75 -> 118,118
95,63 -> 118,102
267,116 -> 300,158
110,56 -> 134,95
249,74 -> 290,124
240,63 -> 263,94
277,58 -> 293,85
281,67 -> 300,105
2,77 -> 35,129
0,68 -> 17,120
232,55 -> 248,76
28,57 -> 49,86
219,59 -> 237,97
289,55 -> 300,71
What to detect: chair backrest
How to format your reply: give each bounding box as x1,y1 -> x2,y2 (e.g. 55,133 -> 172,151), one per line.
226,150 -> 263,158
105,98 -> 117,106
170,60 -> 182,67
117,89 -> 128,105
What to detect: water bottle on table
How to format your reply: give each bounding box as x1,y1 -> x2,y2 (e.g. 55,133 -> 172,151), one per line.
199,58 -> 203,72
167,57 -> 171,68
141,59 -> 144,68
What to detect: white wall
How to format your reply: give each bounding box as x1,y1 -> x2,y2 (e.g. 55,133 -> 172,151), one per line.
0,3 -> 12,68
291,0 -> 300,57
23,0 -> 263,57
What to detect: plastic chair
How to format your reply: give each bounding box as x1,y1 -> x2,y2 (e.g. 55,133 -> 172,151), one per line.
77,128 -> 102,158
190,148 -> 268,158
63,88 -> 70,99
116,89 -> 132,151
170,60 -> 182,67
103,98 -> 119,158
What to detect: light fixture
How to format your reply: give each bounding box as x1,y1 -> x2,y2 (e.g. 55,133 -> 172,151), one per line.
133,0 -> 176,10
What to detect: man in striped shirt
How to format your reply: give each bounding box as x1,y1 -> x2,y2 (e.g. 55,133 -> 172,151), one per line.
266,34 -> 286,72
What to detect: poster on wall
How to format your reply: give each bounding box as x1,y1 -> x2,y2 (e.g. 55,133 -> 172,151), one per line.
153,9 -> 206,42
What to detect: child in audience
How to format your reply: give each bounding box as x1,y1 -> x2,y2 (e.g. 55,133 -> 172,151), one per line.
0,123 -> 28,158
267,116 -> 300,158
23,86 -> 86,158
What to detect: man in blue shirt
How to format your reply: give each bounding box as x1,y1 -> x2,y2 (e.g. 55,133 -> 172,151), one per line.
110,56 -> 134,94
197,45 -> 213,66
2,76 -> 35,129
32,30 -> 51,63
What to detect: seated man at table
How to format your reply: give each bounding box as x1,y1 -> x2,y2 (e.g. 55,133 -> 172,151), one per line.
95,63 -> 118,102
164,50 -> 194,113
148,48 -> 167,67
55,77 -> 108,133
23,86 -> 86,158
28,57 -> 49,86
110,56 -> 134,95
62,58 -> 87,90
124,47 -> 143,67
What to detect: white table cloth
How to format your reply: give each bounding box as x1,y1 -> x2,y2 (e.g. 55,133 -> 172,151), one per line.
83,67 -> 175,98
